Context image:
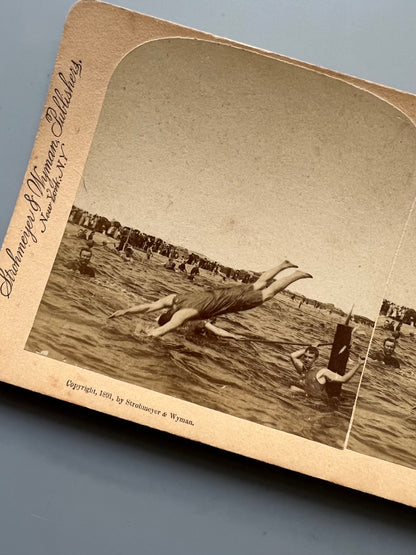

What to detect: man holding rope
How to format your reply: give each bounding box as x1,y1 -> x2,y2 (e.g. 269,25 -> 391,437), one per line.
109,260 -> 312,337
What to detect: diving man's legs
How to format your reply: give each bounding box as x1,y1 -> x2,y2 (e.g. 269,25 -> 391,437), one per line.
260,270 -> 312,301
253,260 -> 298,291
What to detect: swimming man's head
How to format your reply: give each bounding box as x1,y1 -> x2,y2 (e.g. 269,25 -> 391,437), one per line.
383,338 -> 396,358
302,346 -> 319,370
79,247 -> 92,266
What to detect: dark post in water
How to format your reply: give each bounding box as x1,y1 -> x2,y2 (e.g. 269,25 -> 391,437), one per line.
326,324 -> 353,398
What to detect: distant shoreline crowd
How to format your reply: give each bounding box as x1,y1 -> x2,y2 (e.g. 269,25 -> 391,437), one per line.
69,205 -> 258,283
68,205 -> 373,325
381,299 -> 416,329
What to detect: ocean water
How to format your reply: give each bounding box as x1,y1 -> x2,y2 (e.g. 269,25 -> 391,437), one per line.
26,223 -> 373,450
348,328 -> 416,469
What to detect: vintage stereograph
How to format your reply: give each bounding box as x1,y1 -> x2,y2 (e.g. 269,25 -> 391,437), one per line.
1,0 -> 416,506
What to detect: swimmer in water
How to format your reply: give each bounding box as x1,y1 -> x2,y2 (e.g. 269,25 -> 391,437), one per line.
109,260 -> 312,337
290,345 -> 365,399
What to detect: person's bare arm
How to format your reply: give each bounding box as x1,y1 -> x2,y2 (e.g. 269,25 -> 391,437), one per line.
147,308 -> 198,337
290,341 -> 323,374
317,356 -> 365,384
290,348 -> 306,374
204,321 -> 241,339
108,294 -> 175,318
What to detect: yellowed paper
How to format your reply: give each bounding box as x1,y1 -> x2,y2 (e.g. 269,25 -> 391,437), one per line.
1,0 -> 416,506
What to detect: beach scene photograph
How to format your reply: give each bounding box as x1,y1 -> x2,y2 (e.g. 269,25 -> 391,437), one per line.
348,202 -> 416,468
25,38 -> 416,448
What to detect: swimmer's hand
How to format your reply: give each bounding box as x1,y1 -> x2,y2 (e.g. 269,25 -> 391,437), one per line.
310,341 -> 330,348
108,308 -> 128,319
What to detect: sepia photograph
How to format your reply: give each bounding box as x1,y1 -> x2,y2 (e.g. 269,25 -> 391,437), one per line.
348,201 -> 416,468
24,37 -> 416,449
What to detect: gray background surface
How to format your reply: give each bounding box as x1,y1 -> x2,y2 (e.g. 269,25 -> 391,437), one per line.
1,1 -> 416,553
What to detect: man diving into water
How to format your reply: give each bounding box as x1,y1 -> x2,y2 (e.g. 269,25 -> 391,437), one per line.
109,260 -> 312,337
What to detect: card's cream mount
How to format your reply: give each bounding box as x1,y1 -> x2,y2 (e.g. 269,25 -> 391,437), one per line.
1,0 -> 416,506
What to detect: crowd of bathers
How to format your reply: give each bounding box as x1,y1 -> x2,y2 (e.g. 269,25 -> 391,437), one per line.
68,205 -> 258,283
381,299 -> 416,329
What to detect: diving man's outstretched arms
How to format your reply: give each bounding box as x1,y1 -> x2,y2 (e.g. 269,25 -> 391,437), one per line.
108,294 -> 176,319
